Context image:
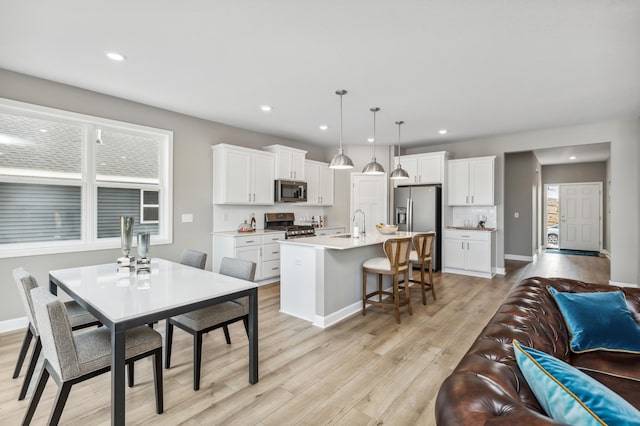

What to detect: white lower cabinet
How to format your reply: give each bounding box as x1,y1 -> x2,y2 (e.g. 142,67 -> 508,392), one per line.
213,232 -> 285,283
443,229 -> 495,278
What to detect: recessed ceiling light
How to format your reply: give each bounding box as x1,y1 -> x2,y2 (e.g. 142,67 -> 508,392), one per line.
39,129 -> 48,133
105,51 -> 126,62
569,156 -> 577,160
260,105 -> 272,112
121,156 -> 127,160
438,129 -> 448,135
0,152 -> 3,155
367,137 -> 374,143
319,124 -> 328,131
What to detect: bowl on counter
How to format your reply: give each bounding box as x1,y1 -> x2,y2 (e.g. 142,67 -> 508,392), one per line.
376,224 -> 398,235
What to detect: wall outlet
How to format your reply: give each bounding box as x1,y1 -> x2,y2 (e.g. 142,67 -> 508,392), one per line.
181,213 -> 194,223
514,212 -> 519,218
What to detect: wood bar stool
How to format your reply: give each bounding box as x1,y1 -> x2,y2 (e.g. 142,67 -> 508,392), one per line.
408,232 -> 436,305
362,237 -> 413,323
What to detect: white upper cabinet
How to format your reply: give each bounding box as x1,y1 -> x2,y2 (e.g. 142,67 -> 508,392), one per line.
212,144 -> 275,205
263,144 -> 307,181
305,160 -> 334,206
393,151 -> 447,186
447,156 -> 495,206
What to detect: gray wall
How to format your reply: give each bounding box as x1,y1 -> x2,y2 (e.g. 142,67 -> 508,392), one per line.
504,152 -> 539,258
542,161 -> 608,251
0,68 -> 330,322
405,118 -> 639,286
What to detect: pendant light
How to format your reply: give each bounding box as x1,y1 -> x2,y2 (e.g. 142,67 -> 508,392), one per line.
362,107 -> 385,175
329,89 -> 354,169
390,120 -> 410,180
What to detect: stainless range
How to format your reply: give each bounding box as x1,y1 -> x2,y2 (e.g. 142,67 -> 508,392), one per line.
264,212 -> 315,239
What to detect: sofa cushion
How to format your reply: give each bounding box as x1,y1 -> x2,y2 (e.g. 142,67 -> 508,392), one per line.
513,339 -> 640,425
548,286 -> 640,353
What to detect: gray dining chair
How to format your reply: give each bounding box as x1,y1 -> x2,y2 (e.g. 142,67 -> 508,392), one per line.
12,268 -> 100,401
22,287 -> 164,425
180,249 -> 208,269
165,255 -> 255,390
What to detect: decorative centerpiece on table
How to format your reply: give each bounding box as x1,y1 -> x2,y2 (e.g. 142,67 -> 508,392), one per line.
376,223 -> 398,235
137,232 -> 151,272
117,216 -> 135,270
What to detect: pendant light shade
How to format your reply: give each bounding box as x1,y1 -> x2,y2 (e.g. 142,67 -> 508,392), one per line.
390,120 -> 410,180
329,90 -> 354,169
362,107 -> 385,175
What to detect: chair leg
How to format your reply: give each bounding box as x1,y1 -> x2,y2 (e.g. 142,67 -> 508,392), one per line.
429,261 -> 436,300
405,271 -> 413,316
222,325 -> 231,345
127,361 -> 134,388
48,382 -> 72,425
13,327 -> 33,379
393,274 -> 401,324
165,321 -> 173,369
420,262 -> 427,305
362,269 -> 367,316
378,274 -> 383,303
153,349 -> 164,414
242,316 -> 249,337
22,364 -> 49,426
193,332 -> 203,391
18,337 -> 41,401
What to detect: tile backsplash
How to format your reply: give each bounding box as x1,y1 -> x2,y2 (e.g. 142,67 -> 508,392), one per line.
452,206 -> 497,228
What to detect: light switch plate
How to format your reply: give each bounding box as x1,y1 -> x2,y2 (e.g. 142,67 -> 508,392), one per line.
181,213 -> 193,223
514,212 -> 519,218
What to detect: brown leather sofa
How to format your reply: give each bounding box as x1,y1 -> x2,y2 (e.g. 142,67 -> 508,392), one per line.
435,277 -> 640,425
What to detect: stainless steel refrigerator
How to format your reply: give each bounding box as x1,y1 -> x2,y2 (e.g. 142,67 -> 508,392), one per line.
393,185 -> 442,271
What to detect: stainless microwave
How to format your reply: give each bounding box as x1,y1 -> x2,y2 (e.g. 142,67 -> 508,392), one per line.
275,179 -> 307,202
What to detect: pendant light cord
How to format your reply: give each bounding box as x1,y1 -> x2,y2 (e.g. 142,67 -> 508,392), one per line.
339,93 -> 344,151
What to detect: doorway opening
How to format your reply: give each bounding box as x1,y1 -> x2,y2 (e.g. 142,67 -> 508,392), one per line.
543,183 -> 602,252
546,185 -> 559,248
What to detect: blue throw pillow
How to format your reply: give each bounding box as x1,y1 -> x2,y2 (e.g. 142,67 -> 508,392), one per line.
548,286 -> 640,353
513,340 -> 640,425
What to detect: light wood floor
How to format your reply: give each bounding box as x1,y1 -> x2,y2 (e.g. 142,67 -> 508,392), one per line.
1,252 -> 610,425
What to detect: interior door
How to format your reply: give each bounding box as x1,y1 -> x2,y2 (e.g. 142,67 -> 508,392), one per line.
351,173 -> 388,234
559,184 -> 601,251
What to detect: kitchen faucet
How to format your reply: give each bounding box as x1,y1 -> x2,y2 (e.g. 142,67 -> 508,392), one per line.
353,209 -> 366,236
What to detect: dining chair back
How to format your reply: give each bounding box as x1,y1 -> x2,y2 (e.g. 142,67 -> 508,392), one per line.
362,237 -> 413,323
180,249 -> 207,269
165,254 -> 255,390
409,232 -> 437,304
12,268 -> 99,401
23,287 -> 163,425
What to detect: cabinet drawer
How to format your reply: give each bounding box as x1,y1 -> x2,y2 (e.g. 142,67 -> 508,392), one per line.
444,230 -> 491,241
262,259 -> 280,279
234,235 -> 262,247
262,242 -> 281,261
262,232 -> 285,243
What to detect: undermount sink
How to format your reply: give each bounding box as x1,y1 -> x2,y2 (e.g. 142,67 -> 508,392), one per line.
331,234 -> 352,238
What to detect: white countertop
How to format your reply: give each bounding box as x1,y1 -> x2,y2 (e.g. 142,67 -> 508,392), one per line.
211,229 -> 285,237
279,231 -> 424,250
211,226 -> 345,237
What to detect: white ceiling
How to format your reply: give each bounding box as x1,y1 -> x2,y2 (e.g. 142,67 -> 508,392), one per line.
533,142 -> 611,165
1,1 -> 639,150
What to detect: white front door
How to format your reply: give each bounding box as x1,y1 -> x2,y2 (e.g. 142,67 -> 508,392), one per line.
350,173 -> 388,235
559,183 -> 601,251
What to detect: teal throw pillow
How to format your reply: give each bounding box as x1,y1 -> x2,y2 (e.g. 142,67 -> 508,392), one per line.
548,286 -> 640,353
513,340 -> 640,425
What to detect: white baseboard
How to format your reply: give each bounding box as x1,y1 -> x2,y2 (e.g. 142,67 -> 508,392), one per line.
313,302 -> 361,329
601,249 -> 611,260
609,280 -> 639,288
0,316 -> 28,333
504,254 -> 534,262
495,267 -> 506,275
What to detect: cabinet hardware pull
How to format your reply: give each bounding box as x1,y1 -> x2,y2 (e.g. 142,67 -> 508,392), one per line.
461,242 -> 464,249
248,193 -> 251,202
466,195 -> 469,204
461,235 -> 470,238
471,195 -> 474,203
272,267 -> 279,270
272,251 -> 278,254
467,242 -> 469,250
253,193 -> 256,202
246,240 -> 254,243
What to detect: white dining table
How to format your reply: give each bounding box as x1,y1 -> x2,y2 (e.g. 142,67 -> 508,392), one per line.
48,258 -> 259,426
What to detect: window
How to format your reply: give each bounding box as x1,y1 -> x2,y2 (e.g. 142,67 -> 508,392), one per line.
0,98 -> 173,258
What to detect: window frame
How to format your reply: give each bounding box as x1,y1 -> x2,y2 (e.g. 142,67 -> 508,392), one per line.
0,97 -> 173,258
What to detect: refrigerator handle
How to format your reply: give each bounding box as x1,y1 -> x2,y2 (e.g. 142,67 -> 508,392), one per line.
405,198 -> 410,231
408,198 -> 413,232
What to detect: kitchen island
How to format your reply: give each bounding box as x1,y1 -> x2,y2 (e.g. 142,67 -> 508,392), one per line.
279,231 -> 420,328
